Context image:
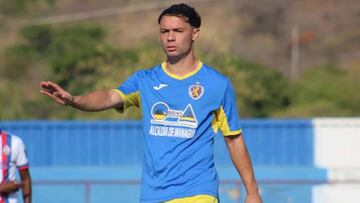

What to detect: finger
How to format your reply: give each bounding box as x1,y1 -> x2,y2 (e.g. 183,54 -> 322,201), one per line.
54,90 -> 73,100
47,81 -> 63,91
41,91 -> 66,105
41,86 -> 55,94
39,81 -> 48,87
40,81 -> 54,89
54,92 -> 67,99
40,82 -> 49,89
40,90 -> 54,96
40,82 -> 56,93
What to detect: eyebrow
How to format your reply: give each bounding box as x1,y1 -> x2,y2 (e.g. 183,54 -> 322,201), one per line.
160,27 -> 185,31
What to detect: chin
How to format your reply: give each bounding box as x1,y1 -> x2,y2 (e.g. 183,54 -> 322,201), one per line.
166,52 -> 180,58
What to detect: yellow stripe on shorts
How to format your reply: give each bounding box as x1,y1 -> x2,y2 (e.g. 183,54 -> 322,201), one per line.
165,194 -> 218,203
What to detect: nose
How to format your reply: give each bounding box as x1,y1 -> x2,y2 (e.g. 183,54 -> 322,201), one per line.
167,31 -> 175,42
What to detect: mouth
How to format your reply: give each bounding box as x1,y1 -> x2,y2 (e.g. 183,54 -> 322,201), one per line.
166,45 -> 177,52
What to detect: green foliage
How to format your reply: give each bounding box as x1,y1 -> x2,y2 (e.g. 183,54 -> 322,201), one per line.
0,17 -> 5,30
1,22 -> 359,119
274,64 -> 360,117
2,46 -> 32,79
292,65 -> 346,104
203,53 -> 290,117
19,25 -> 107,93
0,24 -> 164,119
0,0 -> 54,16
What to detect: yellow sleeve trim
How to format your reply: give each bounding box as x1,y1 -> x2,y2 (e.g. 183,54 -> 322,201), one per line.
211,106 -> 242,136
111,89 -> 140,113
222,129 -> 242,136
111,89 -> 126,113
111,89 -> 126,100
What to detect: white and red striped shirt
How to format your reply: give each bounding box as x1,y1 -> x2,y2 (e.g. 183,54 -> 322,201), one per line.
0,130 -> 29,203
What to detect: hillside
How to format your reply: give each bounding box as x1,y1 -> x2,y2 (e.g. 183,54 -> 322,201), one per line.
1,0 -> 359,78
0,0 -> 359,119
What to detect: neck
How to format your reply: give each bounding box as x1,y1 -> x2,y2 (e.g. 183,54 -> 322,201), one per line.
166,52 -> 198,77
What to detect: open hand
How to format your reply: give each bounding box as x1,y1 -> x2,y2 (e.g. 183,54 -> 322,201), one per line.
39,81 -> 74,105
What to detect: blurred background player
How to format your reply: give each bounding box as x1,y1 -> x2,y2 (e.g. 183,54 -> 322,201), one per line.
39,3 -> 261,203
0,129 -> 32,203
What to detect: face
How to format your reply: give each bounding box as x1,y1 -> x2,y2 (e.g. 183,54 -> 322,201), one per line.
159,15 -> 200,59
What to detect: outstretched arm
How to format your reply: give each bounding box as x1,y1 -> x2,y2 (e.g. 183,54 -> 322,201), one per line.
19,169 -> 31,203
40,81 -> 123,111
224,134 -> 262,203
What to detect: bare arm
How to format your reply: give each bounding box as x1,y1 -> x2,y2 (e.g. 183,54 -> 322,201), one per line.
19,169 -> 31,203
40,81 -> 123,111
224,134 -> 262,203
0,181 -> 22,194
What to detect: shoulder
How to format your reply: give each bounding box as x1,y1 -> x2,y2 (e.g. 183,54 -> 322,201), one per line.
130,64 -> 162,78
202,63 -> 231,85
0,130 -> 20,141
10,134 -> 25,146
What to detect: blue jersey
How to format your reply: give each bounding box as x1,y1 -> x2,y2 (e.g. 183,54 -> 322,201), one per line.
114,61 -> 242,203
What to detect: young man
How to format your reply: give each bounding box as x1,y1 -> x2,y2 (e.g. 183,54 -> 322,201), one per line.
40,3 -> 262,203
0,130 -> 32,203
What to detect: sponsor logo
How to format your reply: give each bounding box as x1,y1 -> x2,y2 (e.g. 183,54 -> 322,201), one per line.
153,84 -> 168,90
149,102 -> 198,138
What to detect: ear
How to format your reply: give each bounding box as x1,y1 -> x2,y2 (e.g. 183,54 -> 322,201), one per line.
192,28 -> 200,41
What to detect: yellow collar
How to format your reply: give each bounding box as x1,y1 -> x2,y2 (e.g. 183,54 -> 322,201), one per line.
161,61 -> 203,80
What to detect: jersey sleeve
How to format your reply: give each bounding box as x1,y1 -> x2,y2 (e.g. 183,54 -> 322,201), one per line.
212,81 -> 242,136
13,136 -> 29,170
112,71 -> 141,113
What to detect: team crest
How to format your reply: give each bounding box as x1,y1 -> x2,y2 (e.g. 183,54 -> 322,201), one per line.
2,145 -> 10,155
189,84 -> 204,100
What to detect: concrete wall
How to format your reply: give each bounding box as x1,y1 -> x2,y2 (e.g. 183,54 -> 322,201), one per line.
313,118 -> 360,203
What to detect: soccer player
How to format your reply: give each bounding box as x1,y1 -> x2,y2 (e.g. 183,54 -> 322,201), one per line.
0,130 -> 32,203
39,3 -> 262,203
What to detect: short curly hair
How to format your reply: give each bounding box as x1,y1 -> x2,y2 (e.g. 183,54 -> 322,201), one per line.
158,3 -> 201,28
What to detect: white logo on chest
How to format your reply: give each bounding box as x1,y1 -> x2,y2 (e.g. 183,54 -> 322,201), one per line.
153,84 -> 168,90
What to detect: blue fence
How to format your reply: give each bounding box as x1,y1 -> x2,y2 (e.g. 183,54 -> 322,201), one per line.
0,119 -> 314,167
0,119 -> 325,203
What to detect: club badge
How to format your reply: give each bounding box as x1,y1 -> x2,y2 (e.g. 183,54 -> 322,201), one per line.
2,145 -> 10,155
189,84 -> 204,100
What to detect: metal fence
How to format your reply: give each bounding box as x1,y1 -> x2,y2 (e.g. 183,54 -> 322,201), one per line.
30,179 -> 357,203
0,119 -> 314,167
1,120 -> 329,203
